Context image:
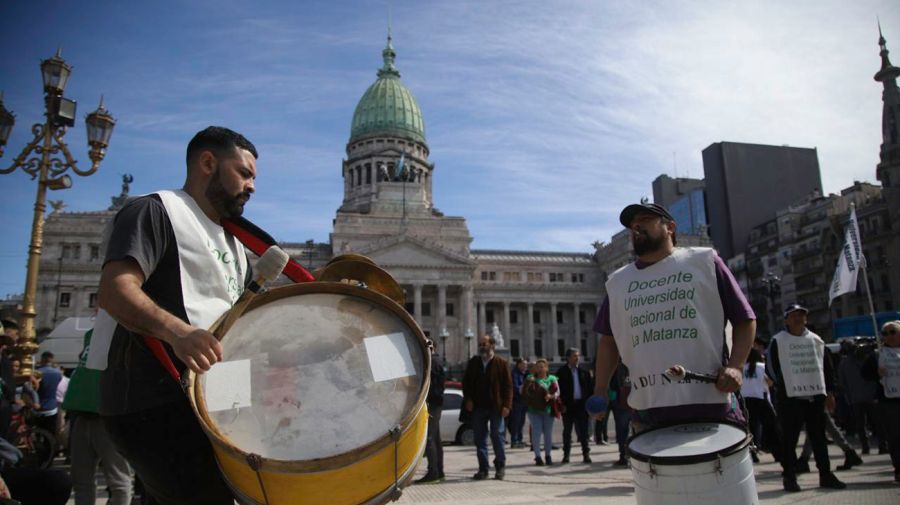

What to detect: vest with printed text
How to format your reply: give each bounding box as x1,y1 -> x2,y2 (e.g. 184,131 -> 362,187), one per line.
606,247 -> 727,410
773,330 -> 826,398
880,347 -> 900,399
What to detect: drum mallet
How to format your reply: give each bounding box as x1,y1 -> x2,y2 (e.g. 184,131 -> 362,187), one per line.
585,395 -> 609,416
664,365 -> 718,384
214,245 -> 290,340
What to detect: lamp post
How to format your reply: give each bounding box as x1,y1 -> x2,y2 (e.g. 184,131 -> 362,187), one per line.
438,326 -> 449,359
464,327 -> 474,360
760,272 -> 781,336
0,50 -> 116,380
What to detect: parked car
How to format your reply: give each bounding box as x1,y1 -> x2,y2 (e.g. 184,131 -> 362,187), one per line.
439,388 -> 473,445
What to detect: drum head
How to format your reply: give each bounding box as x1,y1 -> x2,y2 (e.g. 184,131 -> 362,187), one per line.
197,287 -> 426,461
627,423 -> 749,464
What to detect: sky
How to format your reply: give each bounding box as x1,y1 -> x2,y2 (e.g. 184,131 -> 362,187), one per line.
1,0 -> 898,298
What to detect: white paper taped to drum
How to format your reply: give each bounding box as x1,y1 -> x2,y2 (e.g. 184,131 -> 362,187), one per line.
365,332 -> 417,382
205,359 -> 253,412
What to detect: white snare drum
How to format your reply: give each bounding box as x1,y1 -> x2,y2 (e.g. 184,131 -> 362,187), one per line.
627,422 -> 758,505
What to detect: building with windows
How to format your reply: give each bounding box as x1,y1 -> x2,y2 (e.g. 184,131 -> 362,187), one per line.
702,141 -> 823,260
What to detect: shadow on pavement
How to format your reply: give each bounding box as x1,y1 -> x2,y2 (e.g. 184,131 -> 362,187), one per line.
757,479 -> 898,500
561,485 -> 635,498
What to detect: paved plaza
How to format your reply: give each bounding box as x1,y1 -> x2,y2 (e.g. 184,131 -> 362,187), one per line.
397,440 -> 898,505
63,435 -> 899,504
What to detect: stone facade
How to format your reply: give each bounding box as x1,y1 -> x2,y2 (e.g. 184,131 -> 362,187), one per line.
33,208 -> 114,336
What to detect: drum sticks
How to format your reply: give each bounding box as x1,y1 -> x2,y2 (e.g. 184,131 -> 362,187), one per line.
664,365 -> 718,384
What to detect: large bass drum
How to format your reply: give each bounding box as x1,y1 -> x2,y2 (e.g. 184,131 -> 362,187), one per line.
187,282 -> 430,505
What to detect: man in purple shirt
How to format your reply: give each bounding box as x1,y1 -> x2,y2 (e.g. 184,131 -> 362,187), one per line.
592,203 -> 756,431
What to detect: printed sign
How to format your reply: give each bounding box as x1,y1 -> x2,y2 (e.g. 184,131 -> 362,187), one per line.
365,332 -> 417,382
205,359 -> 253,412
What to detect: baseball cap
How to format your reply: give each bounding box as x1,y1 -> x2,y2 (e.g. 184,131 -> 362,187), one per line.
783,303 -> 808,317
619,203 -> 675,227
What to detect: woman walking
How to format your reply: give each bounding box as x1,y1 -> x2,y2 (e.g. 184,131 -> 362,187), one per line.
522,358 -> 559,466
742,347 -> 782,463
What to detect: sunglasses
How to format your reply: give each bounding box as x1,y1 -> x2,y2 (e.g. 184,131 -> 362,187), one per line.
882,328 -> 898,336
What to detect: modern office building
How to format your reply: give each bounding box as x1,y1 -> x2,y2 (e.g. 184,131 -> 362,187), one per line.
702,141 -> 823,260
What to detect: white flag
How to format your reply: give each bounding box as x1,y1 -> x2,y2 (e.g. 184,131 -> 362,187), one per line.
828,207 -> 863,305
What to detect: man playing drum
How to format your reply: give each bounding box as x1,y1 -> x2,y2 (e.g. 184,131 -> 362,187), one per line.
767,304 -> 846,492
592,202 -> 756,431
95,127 -> 258,505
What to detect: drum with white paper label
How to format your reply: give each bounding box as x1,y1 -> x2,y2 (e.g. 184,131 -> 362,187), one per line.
188,282 -> 429,505
627,422 -> 758,505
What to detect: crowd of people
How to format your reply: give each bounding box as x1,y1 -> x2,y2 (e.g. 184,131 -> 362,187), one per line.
415,200 -> 900,500
0,129 -> 896,504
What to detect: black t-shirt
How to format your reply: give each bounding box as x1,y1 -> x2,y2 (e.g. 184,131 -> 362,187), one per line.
99,195 -> 250,415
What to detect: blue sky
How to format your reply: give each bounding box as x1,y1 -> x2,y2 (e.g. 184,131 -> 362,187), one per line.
1,0 -> 898,298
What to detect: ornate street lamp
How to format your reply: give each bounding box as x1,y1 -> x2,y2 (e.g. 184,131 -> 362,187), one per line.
1,50 -> 115,381
760,272 -> 782,336
0,93 -> 14,157
464,328 -> 474,360
439,326 -> 449,359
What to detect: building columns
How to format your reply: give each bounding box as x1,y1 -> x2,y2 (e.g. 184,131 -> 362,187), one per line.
413,284 -> 423,323
502,301 -> 511,345
526,302 -> 535,359
437,284 -> 447,336
550,302 -> 559,358
478,300 -> 486,336
573,302 -> 581,352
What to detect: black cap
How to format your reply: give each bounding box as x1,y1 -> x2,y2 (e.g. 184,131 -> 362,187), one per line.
619,203 -> 675,227
783,303 -> 808,317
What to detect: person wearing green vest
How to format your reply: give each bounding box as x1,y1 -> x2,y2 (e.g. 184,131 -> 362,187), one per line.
63,329 -> 133,505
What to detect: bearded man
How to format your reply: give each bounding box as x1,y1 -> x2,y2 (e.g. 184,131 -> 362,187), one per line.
591,203 -> 756,432
462,334 -> 513,481
96,126 -> 258,505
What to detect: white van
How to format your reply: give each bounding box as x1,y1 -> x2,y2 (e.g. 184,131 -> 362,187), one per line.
35,316 -> 94,369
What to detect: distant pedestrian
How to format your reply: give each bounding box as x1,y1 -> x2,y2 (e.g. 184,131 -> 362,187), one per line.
64,329 -> 133,505
416,348 -> 446,484
768,303 -> 845,492
839,339 -> 883,454
509,358 -> 529,449
556,348 -> 593,464
462,334 -> 512,481
522,358 -> 558,466
608,360 -> 632,467
35,351 -> 62,436
862,321 -> 900,483
741,347 -> 782,463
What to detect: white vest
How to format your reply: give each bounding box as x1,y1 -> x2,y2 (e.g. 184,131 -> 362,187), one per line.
86,190 -> 245,370
880,347 -> 900,399
156,189 -> 246,327
606,247 -> 728,410
772,330 -> 826,398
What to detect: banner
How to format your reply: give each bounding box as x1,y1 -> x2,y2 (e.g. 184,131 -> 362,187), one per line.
828,207 -> 862,305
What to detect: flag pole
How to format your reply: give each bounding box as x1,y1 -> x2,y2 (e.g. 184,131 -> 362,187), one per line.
859,254 -> 881,350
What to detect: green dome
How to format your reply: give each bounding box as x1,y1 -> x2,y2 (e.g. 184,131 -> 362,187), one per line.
350,36 -> 426,144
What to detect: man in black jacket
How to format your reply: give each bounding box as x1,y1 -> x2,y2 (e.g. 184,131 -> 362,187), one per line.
416,350 -> 446,484
556,348 -> 593,463
767,304 -> 845,492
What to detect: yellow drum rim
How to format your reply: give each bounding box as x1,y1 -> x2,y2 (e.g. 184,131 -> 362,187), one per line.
187,281 -> 431,473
